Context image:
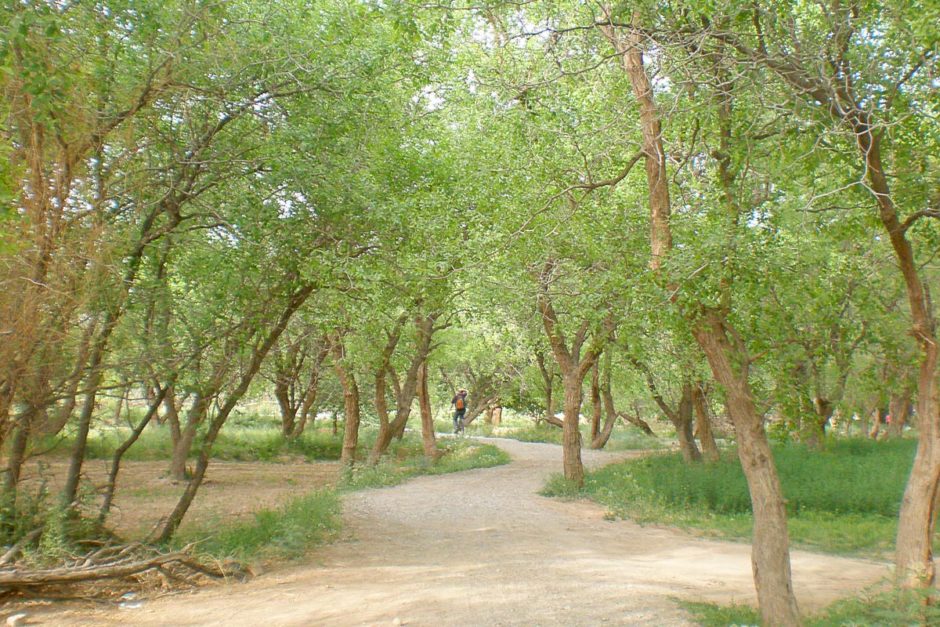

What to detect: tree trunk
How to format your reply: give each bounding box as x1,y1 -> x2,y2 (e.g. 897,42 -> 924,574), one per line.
417,362 -> 439,460
275,377 -> 297,437
803,397 -> 833,450
590,361 -> 602,442
1,411 -> 33,538
110,380 -> 129,426
62,342 -> 107,508
536,350 -> 556,425
293,347 -> 328,438
331,339 -> 361,468
693,311 -> 801,626
536,262 -> 608,487
371,367 -> 392,465
492,406 -> 502,427
561,374 -> 585,486
631,357 -> 700,463
674,383 -> 702,463
162,384 -> 182,448
170,393 -> 208,482
591,355 -> 619,449
98,385 -> 169,523
692,383 -> 720,462
895,347 -> 940,587
887,387 -> 913,438
372,313 -> 436,459
604,11 -> 802,619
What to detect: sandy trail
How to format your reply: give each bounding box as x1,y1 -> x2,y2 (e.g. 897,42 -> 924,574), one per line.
49,438 -> 888,626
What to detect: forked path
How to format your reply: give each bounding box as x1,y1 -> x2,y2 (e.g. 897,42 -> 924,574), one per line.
56,439 -> 888,626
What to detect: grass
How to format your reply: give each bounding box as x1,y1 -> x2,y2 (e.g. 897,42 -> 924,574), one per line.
470,415 -> 666,451
35,426 -> 344,462
681,588 -> 940,626
177,490 -> 342,563
544,437 -> 917,556
679,600 -> 760,627
340,437 -> 510,491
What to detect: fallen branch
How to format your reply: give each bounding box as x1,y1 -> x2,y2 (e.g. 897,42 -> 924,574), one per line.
0,546 -> 226,587
0,528 -> 44,567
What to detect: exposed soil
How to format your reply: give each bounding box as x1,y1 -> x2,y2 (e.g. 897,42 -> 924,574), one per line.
16,439 -> 889,625
15,456 -> 340,538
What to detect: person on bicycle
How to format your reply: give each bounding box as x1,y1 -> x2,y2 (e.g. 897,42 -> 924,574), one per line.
451,389 -> 468,433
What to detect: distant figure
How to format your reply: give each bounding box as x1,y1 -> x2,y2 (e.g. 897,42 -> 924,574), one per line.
451,389 -> 468,434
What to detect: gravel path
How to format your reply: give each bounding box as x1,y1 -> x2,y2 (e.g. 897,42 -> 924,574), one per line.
49,438 -> 889,626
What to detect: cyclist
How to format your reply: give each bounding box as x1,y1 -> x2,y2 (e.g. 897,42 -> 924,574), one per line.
451,389 -> 468,434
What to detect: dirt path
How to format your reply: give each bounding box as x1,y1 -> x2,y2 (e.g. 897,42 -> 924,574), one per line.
49,438 -> 888,626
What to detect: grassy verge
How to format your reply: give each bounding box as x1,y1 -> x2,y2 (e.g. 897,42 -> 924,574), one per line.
543,437 -> 916,556
682,588 -> 940,626
35,426 -> 343,462
341,437 -> 510,491
472,419 -> 665,451
177,490 -> 342,564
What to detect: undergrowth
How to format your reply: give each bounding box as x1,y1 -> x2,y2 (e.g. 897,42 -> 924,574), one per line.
544,438 -> 917,555
340,438 -> 510,491
682,587 -> 940,626
176,490 -> 341,563
35,427 -> 343,462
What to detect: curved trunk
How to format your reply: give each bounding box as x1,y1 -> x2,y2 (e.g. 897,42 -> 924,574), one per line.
591,356 -> 619,449
62,343 -> 107,508
373,313 -> 436,456
156,283 -> 313,543
674,384 -> 702,463
371,369 -> 391,465
99,385 -> 169,522
895,347 -> 940,587
692,384 -> 720,463
170,393 -> 208,482
693,312 -> 800,626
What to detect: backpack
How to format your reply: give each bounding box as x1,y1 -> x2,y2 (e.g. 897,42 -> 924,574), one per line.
455,395 -> 466,410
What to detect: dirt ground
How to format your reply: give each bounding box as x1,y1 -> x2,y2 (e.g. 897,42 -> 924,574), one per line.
16,456 -> 340,539
15,439 -> 889,625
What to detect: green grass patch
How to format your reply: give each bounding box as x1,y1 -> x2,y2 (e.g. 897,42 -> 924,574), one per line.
481,420 -> 665,451
36,426 -> 343,462
679,600 -> 760,627
209,428 -> 341,461
487,423 -> 564,445
562,438 -> 917,555
602,426 -> 667,451
340,437 -> 510,491
682,588 -> 940,626
178,490 -> 341,563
